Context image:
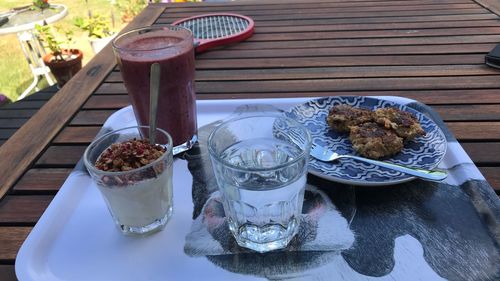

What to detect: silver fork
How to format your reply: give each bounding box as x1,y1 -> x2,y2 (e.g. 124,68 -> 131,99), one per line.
288,130 -> 448,181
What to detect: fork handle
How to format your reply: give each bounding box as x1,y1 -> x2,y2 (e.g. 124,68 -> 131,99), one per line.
345,155 -> 448,181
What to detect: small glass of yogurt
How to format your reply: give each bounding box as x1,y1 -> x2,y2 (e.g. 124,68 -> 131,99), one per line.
83,126 -> 174,236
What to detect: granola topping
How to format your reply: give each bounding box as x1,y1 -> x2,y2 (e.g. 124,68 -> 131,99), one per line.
95,139 -> 166,172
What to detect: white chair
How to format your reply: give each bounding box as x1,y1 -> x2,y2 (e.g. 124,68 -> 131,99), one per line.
16,30 -> 55,101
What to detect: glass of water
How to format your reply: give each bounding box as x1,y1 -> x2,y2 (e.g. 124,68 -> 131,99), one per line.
208,115 -> 311,252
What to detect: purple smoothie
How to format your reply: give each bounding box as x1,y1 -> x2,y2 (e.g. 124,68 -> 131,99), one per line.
113,27 -> 197,148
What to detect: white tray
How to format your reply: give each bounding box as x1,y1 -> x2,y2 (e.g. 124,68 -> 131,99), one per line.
15,97 -> 486,281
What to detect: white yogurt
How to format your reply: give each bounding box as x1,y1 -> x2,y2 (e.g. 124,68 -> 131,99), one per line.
97,170 -> 173,227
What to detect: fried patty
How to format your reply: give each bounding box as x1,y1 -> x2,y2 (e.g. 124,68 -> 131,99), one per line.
374,107 -> 425,141
349,122 -> 404,159
326,104 -> 374,133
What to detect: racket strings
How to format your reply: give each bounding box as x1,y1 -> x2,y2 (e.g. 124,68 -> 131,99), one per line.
179,16 -> 250,40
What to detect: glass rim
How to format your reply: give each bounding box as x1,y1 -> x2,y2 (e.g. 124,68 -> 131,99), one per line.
207,114 -> 311,172
83,125 -> 173,176
112,25 -> 193,52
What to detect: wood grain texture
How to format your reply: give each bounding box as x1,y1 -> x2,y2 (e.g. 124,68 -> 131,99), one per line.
0,265 -> 16,281
162,8 -> 490,22
475,0 -> 500,15
160,13 -> 499,26
0,129 -> 17,141
253,20 -> 500,31
0,119 -> 28,129
0,5 -> 166,200
161,2 -> 483,11
13,169 -> 72,193
106,65 -> 500,82
83,95 -> 130,109
70,110 -> 115,125
479,167 -> 500,188
0,196 -> 53,225
192,76 -> 500,93
57,116 -> 500,140
0,227 -> 31,261
434,106 -> 500,121
35,146 -> 87,167
461,142 -> 500,164
195,44 -> 498,58
53,126 -> 101,144
0,109 -> 37,118
86,88 -> 500,105
95,72 -> 500,94
447,122 -> 500,140
220,36 -> 500,50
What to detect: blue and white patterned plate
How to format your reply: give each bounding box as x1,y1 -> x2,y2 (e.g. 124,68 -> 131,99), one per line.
284,96 -> 447,186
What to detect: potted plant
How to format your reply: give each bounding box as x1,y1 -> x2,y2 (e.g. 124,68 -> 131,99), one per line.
74,13 -> 115,54
35,23 -> 83,87
114,0 -> 149,23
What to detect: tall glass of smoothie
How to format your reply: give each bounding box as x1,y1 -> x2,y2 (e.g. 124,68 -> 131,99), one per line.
112,25 -> 197,154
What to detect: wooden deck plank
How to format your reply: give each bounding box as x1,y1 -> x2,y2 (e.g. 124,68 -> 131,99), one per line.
461,142 -> 500,164
0,227 -> 31,261
35,146 -> 87,167
13,169 -> 72,193
160,4 -> 490,16
70,99 -> 500,122
163,4 -> 481,16
47,122 -> 500,144
193,55 -> 486,69
0,196 -> 53,225
475,0 -> 500,15
192,76 -> 500,93
160,8 -> 490,22
197,44 -> 496,59
226,36 -> 500,50
70,110 -> 115,125
479,167 -> 500,190
0,119 -> 28,129
0,265 -> 16,281
447,122 -> 500,140
86,89 -> 500,105
159,14 -> 500,27
434,106 -> 500,121
83,95 -> 130,109
107,65 -> 500,83
0,129 -> 17,141
243,27 -> 500,41
252,20 -> 500,33
0,109 -> 38,119
163,0 -> 476,12
53,126 -> 101,144
164,0 -> 472,6
0,100 -> 49,110
195,65 -> 498,80
96,76 -> 498,95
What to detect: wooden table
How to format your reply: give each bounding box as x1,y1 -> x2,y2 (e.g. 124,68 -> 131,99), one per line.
1,0 -> 500,279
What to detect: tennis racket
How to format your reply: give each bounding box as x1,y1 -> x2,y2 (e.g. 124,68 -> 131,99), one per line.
172,13 -> 254,53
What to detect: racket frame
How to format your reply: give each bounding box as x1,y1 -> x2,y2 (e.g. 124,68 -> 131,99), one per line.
172,13 -> 254,53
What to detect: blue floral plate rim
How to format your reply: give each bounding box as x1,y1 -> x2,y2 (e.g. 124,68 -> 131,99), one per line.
284,96 -> 447,186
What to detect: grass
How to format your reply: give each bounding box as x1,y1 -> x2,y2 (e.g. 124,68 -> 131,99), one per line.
0,0 -> 131,101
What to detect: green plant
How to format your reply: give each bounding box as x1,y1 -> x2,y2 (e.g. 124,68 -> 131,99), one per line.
33,0 -> 50,10
114,0 -> 149,23
35,23 -> 75,61
74,14 -> 114,39
0,0 -> 120,101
